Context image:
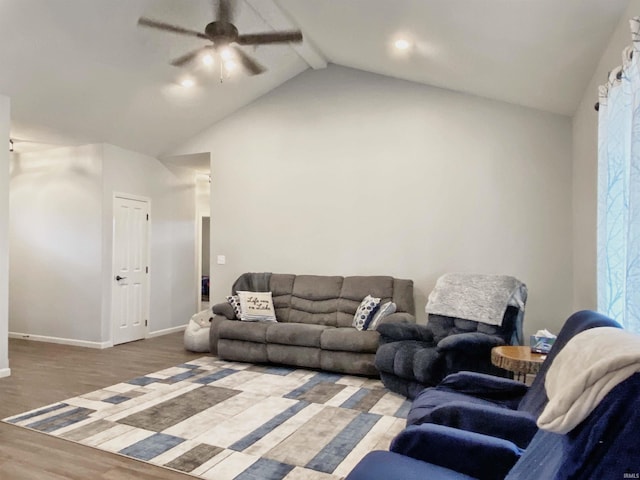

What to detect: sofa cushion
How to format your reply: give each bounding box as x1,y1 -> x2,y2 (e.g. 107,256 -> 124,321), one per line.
337,276 -> 394,327
293,275 -> 344,299
266,323 -> 332,348
427,313 -> 513,345
289,275 -> 343,326
393,278 -> 416,315
219,319 -> 270,343
219,339 -> 268,363
289,298 -> 339,326
321,351 -> 378,376
376,340 -> 437,381
321,327 -> 380,353
268,344 -> 321,370
341,276 -> 394,303
270,274 -> 296,322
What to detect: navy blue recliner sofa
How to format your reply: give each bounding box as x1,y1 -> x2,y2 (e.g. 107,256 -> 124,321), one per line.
406,310 -> 622,448
346,328 -> 640,480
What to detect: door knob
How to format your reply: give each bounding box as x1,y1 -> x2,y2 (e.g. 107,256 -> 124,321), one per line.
115,275 -> 127,281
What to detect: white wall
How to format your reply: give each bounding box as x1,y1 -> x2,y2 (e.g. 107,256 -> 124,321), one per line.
169,65 -> 573,337
102,144 -> 197,338
9,143 -> 197,346
0,95 -> 10,376
572,1 -> 640,311
10,144 -> 104,343
196,174 -> 211,218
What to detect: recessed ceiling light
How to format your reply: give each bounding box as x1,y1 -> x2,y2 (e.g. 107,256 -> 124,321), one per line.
180,78 -> 195,88
202,53 -> 214,66
394,38 -> 411,51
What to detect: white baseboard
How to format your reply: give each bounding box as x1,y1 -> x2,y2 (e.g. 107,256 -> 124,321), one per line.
147,324 -> 187,339
9,332 -> 113,349
9,326 -> 187,348
0,368 -> 11,378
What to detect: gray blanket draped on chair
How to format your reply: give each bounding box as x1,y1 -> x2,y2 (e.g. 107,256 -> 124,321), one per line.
426,273 -> 527,345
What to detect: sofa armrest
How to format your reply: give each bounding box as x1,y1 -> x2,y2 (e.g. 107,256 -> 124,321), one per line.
212,302 -> 235,320
209,315 -> 231,356
376,322 -> 434,345
437,332 -> 506,352
430,402 -> 538,449
391,424 -> 522,480
439,371 -> 529,399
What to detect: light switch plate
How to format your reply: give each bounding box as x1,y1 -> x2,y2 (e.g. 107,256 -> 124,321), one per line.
217,255 -> 226,265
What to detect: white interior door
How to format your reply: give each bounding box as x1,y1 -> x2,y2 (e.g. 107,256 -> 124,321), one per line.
111,195 -> 149,345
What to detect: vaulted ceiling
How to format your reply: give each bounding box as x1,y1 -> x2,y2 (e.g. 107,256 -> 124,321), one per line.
0,0 -> 630,156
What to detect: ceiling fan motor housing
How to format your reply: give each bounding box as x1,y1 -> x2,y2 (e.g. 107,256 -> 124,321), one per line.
205,21 -> 238,45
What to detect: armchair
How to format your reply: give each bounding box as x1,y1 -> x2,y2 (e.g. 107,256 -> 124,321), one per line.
375,273 -> 527,398
406,310 -> 622,448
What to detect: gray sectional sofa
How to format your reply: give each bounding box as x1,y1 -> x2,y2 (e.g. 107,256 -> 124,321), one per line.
209,273 -> 416,376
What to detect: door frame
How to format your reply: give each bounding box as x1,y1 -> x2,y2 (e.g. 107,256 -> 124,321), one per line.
195,172 -> 211,312
196,214 -> 211,312
111,192 -> 151,344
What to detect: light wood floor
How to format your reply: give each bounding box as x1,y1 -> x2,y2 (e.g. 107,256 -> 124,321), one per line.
0,333 -> 207,479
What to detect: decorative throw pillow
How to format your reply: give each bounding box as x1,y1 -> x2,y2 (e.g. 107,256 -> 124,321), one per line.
366,301 -> 397,330
237,291 -> 277,322
226,295 -> 242,319
353,295 -> 381,331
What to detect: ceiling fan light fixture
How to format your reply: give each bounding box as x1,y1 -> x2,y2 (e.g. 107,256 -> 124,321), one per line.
180,78 -> 195,88
394,38 -> 411,51
220,47 -> 234,61
202,53 -> 214,66
138,0 -> 302,77
224,60 -> 237,71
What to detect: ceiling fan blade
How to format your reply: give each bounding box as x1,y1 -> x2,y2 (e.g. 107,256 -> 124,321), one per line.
236,30 -> 303,45
231,46 -> 266,75
170,47 -> 212,67
215,0 -> 234,23
138,17 -> 209,40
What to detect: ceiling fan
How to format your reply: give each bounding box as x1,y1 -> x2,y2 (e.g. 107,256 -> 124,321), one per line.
138,0 -> 303,75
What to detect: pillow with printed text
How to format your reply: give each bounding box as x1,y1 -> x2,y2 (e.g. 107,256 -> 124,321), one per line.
237,291 -> 277,322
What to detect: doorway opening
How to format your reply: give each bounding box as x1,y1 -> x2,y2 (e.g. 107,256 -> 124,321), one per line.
201,216 -> 210,310
158,152 -> 211,313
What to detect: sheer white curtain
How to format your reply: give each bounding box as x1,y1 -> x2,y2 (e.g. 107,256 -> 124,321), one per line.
597,17 -> 640,333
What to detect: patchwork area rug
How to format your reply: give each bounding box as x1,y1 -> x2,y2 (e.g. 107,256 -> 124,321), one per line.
3,357 -> 410,479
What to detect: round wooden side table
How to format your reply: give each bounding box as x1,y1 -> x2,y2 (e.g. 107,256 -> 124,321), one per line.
491,346 -> 546,382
